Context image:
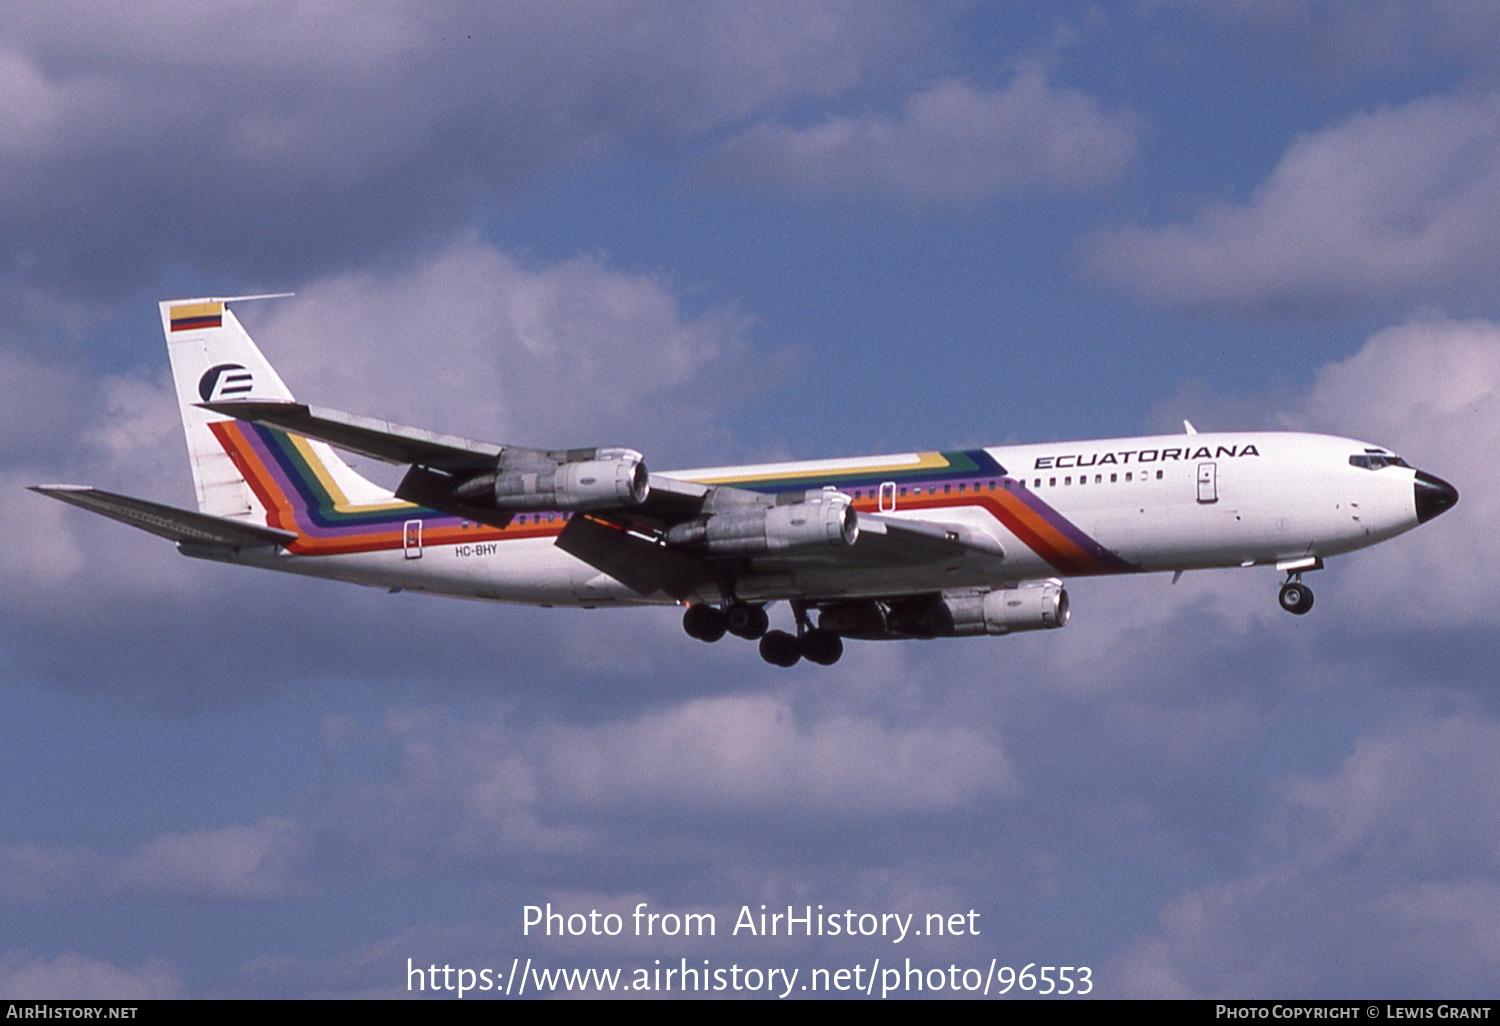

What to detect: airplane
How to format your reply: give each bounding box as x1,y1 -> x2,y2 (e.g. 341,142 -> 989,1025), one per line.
32,297 -> 1459,667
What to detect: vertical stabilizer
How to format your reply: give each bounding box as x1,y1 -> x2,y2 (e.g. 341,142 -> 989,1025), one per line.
161,298 -> 394,524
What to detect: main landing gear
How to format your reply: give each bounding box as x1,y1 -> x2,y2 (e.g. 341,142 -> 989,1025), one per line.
759,627 -> 843,667
1278,577 -> 1315,615
682,601 -> 843,666
683,601 -> 767,642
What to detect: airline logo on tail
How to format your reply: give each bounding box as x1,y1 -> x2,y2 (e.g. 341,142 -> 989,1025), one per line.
198,363 -> 254,402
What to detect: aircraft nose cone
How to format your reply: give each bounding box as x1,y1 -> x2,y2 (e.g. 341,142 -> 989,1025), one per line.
1414,470 -> 1459,523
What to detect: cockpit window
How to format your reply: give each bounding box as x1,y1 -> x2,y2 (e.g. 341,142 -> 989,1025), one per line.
1349,453 -> 1411,470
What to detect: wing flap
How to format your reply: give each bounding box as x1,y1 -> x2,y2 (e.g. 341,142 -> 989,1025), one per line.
30,485 -> 297,548
555,514 -> 715,601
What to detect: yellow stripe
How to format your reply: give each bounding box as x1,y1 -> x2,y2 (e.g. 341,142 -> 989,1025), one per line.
170,301 -> 224,320
696,451 -> 952,485
286,434 -> 415,514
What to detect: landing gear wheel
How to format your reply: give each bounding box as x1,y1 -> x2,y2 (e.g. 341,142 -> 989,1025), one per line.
726,602 -> 770,640
683,604 -> 728,642
759,630 -> 802,667
800,629 -> 844,666
1278,582 -> 1314,615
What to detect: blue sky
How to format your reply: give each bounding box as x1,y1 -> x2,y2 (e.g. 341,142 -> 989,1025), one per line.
2,1 -> 1498,998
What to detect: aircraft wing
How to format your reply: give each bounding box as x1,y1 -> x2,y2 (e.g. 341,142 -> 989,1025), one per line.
551,509 -> 1005,599
29,485 -> 296,548
554,514 -> 716,601
852,513 -> 1006,563
200,400 -> 505,471
204,399 -> 732,525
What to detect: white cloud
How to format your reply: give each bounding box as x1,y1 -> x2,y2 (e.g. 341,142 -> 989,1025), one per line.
118,817 -> 308,901
0,951 -> 182,1000
1270,716 -> 1500,870
244,236 -> 790,464
546,694 -> 1016,812
699,70 -> 1137,202
0,817 -> 307,905
1294,317 -> 1500,625
0,691 -> 1011,902
0,0 -> 936,308
1110,714 -> 1500,997
324,695 -> 1014,872
1082,92 -> 1500,318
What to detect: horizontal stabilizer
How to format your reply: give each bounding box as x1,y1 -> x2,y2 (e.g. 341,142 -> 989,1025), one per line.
200,400 -> 503,471
29,485 -> 297,548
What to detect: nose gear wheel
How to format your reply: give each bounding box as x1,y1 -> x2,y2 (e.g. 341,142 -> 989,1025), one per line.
1278,580 -> 1314,615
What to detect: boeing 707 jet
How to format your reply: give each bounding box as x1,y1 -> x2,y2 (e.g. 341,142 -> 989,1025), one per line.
32,297 -> 1459,667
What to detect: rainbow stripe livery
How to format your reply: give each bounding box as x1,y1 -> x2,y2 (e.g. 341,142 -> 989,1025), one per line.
211,419 -> 1132,576
31,295 -> 1458,667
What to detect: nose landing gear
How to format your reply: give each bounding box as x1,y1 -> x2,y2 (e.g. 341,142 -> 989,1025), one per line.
1278,577 -> 1314,615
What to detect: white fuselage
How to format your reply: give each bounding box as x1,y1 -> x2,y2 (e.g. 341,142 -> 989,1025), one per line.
209,431 -> 1427,608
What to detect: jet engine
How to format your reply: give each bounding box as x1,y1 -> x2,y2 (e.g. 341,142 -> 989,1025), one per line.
818,580 -> 1069,639
664,490 -> 858,556
453,448 -> 649,512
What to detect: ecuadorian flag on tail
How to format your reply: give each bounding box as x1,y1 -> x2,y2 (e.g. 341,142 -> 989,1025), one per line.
169,301 -> 223,332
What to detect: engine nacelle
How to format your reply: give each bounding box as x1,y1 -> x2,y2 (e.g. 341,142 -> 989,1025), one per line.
454,449 -> 649,512
664,490 -> 858,556
947,581 -> 1069,635
818,581 -> 1069,639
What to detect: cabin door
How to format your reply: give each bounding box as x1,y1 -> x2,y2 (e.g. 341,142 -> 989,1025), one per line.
1196,462 -> 1218,504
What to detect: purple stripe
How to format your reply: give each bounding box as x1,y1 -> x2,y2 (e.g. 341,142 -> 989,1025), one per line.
238,428 -> 464,539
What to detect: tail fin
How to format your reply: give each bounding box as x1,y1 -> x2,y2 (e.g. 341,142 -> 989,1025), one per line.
161,298 -> 395,525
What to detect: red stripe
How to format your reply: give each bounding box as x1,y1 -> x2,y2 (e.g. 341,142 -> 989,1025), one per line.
170,316 -> 222,332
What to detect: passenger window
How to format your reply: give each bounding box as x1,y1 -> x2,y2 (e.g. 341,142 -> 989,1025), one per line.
1125,472 -> 1132,482
1049,477 -> 1056,487
1155,470 -> 1163,480
1110,473 -> 1117,483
